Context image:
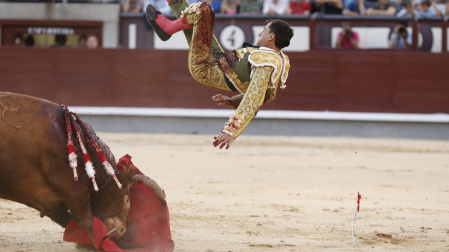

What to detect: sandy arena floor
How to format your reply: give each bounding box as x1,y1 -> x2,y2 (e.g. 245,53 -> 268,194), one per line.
0,133 -> 448,251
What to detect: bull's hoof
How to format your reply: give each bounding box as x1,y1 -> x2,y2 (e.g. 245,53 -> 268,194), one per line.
75,243 -> 96,251
145,5 -> 172,41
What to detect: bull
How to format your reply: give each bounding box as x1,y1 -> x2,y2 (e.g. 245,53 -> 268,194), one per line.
0,92 -> 164,249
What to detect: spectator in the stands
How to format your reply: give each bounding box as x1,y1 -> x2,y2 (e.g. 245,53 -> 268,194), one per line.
342,0 -> 372,15
263,0 -> 290,15
143,0 -> 173,15
311,0 -> 343,15
122,0 -> 143,13
205,0 -> 222,13
335,22 -> 359,48
87,35 -> 99,49
395,0 -> 410,13
290,0 -> 311,15
221,0 -> 240,14
417,0 -> 442,17
25,35 -> 35,47
53,34 -> 67,47
396,0 -> 418,16
14,34 -> 24,46
342,0 -> 360,15
359,0 -> 396,15
190,0 -> 226,13
389,21 -> 412,49
78,34 -> 88,48
240,0 -> 264,14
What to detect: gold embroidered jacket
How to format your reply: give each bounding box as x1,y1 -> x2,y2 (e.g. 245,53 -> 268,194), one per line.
221,47 -> 290,139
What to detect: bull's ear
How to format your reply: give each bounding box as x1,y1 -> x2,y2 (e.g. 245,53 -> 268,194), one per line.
120,165 -> 135,185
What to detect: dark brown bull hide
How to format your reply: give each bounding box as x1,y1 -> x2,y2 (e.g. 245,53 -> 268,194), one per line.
0,92 -> 142,245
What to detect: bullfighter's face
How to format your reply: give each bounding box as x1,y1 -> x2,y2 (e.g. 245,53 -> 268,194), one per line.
256,22 -> 274,48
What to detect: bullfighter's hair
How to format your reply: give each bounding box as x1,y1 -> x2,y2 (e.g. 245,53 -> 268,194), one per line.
62,105 -> 121,191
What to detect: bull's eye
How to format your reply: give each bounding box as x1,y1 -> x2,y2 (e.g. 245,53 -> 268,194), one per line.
124,195 -> 130,209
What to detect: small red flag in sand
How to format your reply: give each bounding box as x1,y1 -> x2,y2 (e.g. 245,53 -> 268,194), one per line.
352,192 -> 361,245
357,192 -> 361,212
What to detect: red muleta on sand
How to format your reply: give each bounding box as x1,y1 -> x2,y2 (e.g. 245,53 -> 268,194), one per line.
64,154 -> 175,252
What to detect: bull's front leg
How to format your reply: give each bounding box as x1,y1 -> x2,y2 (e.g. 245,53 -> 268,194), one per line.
63,195 -> 97,248
63,192 -> 123,251
42,166 -> 98,248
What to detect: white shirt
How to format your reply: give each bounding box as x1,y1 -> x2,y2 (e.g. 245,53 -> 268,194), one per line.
262,0 -> 289,15
143,0 -> 173,15
396,8 -> 418,17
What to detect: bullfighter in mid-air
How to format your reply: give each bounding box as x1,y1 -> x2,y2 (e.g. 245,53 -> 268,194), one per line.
145,0 -> 294,149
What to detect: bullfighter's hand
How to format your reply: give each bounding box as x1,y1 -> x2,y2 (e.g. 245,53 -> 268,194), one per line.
211,94 -> 234,109
213,133 -> 234,149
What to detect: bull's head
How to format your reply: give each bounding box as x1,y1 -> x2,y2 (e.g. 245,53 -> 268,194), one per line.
89,165 -> 165,240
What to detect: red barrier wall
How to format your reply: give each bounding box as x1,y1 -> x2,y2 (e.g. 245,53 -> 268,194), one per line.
1,47 -> 448,113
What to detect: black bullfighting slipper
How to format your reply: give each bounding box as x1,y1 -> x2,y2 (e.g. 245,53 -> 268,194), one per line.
145,4 -> 172,41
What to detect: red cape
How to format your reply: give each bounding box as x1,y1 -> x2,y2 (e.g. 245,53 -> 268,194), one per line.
63,154 -> 175,252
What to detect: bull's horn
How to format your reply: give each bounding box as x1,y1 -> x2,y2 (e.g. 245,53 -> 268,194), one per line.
131,174 -> 166,203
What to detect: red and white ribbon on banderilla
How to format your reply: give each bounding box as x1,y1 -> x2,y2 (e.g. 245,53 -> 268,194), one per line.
352,192 -> 361,245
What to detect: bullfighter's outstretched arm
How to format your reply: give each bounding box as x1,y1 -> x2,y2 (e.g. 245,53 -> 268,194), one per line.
212,66 -> 274,149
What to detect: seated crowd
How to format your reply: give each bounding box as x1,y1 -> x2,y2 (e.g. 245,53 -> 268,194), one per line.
8,0 -> 447,49
121,0 -> 448,17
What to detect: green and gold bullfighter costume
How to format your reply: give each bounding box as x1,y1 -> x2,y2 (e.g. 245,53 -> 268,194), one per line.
146,0 -> 291,141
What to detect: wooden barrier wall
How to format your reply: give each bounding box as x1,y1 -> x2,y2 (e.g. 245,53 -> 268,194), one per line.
1,47 -> 448,113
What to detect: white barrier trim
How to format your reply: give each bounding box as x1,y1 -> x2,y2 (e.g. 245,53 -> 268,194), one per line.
70,107 -> 449,123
